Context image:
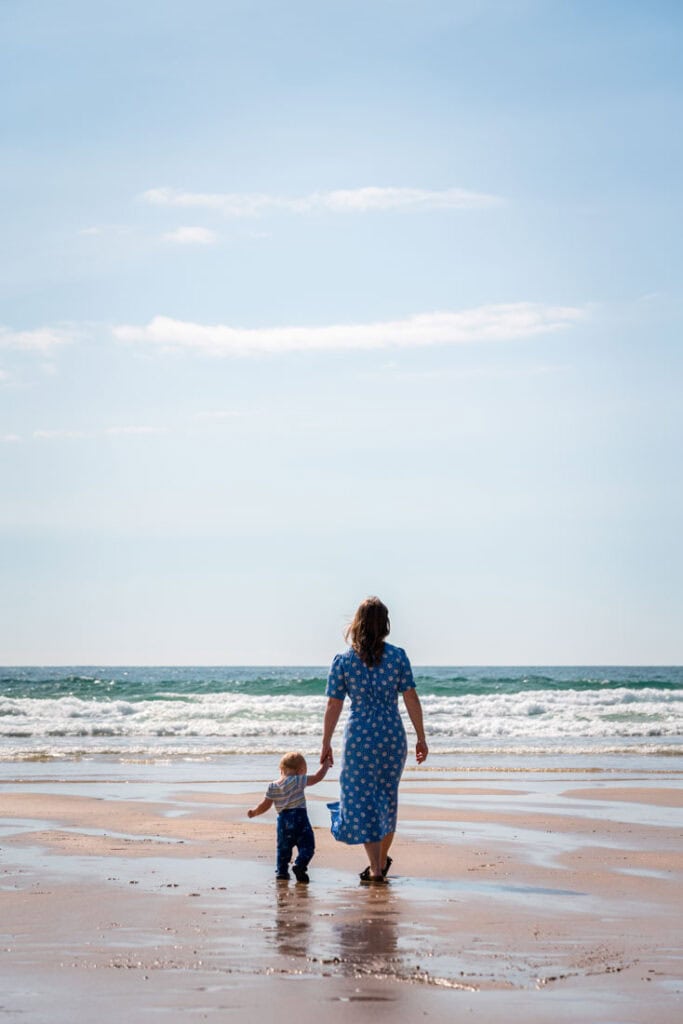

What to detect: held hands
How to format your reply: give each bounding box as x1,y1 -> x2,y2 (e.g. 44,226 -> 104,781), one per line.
415,740 -> 429,764
320,744 -> 333,766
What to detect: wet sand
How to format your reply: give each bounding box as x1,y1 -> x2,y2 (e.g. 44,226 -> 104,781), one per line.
1,765 -> 681,1022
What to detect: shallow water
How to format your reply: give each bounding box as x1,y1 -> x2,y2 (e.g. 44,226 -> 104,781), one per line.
0,840 -> 598,990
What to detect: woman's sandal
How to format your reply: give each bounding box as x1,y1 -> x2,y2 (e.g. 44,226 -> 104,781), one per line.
359,856 -> 393,882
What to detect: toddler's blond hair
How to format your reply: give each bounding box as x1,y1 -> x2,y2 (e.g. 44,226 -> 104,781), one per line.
280,751 -> 306,774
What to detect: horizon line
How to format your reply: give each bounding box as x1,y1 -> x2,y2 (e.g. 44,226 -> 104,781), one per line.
1,662 -> 680,670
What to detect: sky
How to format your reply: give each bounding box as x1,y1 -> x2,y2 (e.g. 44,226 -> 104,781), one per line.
1,0 -> 682,665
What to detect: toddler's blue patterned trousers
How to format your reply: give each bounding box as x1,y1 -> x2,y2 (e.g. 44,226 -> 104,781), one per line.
276,807 -> 315,877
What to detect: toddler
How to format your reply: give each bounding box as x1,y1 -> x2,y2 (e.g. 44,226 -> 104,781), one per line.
248,751 -> 332,882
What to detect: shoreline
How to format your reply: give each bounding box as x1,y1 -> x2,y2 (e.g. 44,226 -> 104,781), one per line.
1,760 -> 681,1021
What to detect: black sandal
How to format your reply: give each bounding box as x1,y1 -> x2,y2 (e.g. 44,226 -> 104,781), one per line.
359,856 -> 392,882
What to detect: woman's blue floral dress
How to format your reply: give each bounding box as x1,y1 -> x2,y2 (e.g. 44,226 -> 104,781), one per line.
325,642 -> 415,844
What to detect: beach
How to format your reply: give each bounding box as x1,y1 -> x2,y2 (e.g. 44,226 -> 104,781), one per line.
1,756 -> 681,1022
4,0 -> 682,1018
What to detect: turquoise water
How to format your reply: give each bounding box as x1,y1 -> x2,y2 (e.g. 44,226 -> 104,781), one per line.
2,665 -> 681,700
0,665 -> 681,762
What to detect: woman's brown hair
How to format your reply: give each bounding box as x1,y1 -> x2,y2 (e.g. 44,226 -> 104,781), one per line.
345,596 -> 390,668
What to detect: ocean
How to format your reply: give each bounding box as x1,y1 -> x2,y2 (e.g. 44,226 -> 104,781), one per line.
1,665 -> 681,770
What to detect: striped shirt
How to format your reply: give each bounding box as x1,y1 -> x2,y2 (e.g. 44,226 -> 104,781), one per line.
266,774 -> 308,813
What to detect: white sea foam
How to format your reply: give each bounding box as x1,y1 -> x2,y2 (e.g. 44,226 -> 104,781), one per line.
1,688 -> 681,763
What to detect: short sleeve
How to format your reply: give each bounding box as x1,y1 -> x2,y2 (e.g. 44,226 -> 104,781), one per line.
266,782 -> 278,801
397,648 -> 415,692
325,653 -> 347,700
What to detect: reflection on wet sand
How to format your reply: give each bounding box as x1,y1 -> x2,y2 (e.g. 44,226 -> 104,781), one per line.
271,881 -> 406,979
332,885 -> 402,976
274,883 -> 313,961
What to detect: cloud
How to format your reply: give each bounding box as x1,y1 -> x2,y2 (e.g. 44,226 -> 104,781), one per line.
105,426 -> 165,436
113,303 -> 584,358
78,225 -> 135,237
192,411 -> 244,420
1,433 -> 21,442
33,429 -> 90,440
29,426 -> 164,442
142,185 -> 502,218
315,186 -> 500,212
161,226 -> 218,245
0,325 -> 76,352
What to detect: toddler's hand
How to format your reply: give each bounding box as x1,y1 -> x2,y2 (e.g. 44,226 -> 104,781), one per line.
247,809 -> 255,818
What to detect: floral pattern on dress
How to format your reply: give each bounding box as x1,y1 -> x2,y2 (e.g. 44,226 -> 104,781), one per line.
325,642 -> 415,845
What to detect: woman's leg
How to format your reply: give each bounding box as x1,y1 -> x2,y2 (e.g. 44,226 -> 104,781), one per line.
363,840 -> 383,878
380,831 -> 394,869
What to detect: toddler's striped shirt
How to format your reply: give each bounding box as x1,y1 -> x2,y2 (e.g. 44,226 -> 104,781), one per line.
266,773 -> 308,813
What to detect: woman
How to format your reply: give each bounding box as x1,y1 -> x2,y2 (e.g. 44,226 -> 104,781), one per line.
320,596 -> 428,883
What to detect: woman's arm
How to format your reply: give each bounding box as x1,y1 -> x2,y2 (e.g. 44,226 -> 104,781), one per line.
402,688 -> 428,764
320,697 -> 344,765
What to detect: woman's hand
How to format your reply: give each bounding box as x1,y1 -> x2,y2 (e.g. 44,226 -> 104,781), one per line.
402,689 -> 428,764
321,697 -> 344,767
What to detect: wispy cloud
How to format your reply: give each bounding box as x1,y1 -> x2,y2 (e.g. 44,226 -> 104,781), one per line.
142,185 -> 502,218
192,410 -> 244,420
78,225 -> 135,237
105,425 -> 165,436
0,325 -> 76,352
30,426 -> 165,441
161,226 -> 218,245
113,303 -> 584,358
33,429 -> 90,440
1,433 -> 21,442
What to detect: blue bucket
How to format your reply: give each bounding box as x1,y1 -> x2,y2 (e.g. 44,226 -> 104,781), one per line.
326,801 -> 340,831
